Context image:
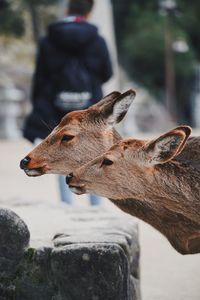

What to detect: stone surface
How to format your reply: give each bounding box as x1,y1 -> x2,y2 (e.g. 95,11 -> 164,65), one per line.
51,210 -> 140,300
0,208 -> 30,260
52,244 -> 129,300
0,209 -> 30,299
0,206 -> 140,300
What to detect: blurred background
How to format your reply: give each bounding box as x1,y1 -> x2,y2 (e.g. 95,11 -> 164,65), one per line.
1,0 -> 200,139
0,0 -> 200,299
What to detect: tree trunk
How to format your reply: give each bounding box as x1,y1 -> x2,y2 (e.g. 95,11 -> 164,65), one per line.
28,3 -> 41,44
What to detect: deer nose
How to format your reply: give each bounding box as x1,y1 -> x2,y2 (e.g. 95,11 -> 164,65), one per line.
20,156 -> 31,169
66,173 -> 73,185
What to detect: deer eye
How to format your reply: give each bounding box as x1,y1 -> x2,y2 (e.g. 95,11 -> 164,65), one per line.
101,158 -> 114,167
61,135 -> 74,142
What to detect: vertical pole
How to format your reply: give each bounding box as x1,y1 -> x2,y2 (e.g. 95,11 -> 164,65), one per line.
164,13 -> 177,122
28,3 -> 41,44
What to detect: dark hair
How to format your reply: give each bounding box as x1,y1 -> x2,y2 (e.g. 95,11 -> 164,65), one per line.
68,0 -> 94,15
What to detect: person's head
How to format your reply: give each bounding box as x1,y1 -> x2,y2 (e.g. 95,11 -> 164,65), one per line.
67,0 -> 94,18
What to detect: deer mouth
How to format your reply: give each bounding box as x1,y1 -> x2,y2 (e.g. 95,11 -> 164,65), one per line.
24,167 -> 46,177
68,184 -> 86,195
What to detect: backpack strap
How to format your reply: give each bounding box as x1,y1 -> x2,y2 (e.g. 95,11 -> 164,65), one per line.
62,15 -> 86,23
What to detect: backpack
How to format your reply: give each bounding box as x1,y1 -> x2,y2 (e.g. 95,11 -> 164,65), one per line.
53,56 -> 93,112
52,17 -> 93,112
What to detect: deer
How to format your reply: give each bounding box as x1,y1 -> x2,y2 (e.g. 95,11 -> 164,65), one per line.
66,125 -> 200,255
20,90 -> 136,177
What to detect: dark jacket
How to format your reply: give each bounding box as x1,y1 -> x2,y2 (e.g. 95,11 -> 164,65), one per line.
23,18 -> 113,142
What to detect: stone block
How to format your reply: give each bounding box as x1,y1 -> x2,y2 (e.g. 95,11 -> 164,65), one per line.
0,207 -> 140,300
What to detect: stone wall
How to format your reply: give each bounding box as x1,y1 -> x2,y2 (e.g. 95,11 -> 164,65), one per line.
0,207 -> 140,300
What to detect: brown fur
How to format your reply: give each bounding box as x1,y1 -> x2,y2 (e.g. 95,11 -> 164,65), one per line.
21,90 -> 135,176
110,198 -> 200,254
69,126 -> 200,254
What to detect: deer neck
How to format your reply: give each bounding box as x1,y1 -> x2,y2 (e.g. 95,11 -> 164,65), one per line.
152,161 -> 200,223
110,197 -> 200,254
116,161 -> 200,224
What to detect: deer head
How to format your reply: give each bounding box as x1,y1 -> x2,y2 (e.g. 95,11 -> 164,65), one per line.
20,90 -> 136,176
67,126 -> 192,200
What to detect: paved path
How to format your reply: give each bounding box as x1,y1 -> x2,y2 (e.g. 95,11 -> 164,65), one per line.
1,139 -> 200,300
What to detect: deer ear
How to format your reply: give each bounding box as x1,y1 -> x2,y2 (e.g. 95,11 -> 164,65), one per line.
144,125 -> 192,165
99,89 -> 136,125
93,91 -> 121,108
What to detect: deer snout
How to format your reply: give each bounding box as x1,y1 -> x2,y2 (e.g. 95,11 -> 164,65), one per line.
65,173 -> 73,184
20,156 -> 31,169
20,155 -> 48,177
66,173 -> 86,195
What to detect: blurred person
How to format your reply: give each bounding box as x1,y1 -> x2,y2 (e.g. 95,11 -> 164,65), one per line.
23,0 -> 113,205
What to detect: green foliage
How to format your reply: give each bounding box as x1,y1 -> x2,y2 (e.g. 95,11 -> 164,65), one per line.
0,0 -> 57,39
176,0 -> 200,60
114,1 -> 198,113
0,1 -> 25,37
21,0 -> 57,4
123,9 -> 165,95
111,0 -> 133,47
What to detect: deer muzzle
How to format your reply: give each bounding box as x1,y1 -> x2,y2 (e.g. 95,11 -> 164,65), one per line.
20,156 -> 47,177
66,173 -> 86,195
20,156 -> 31,169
